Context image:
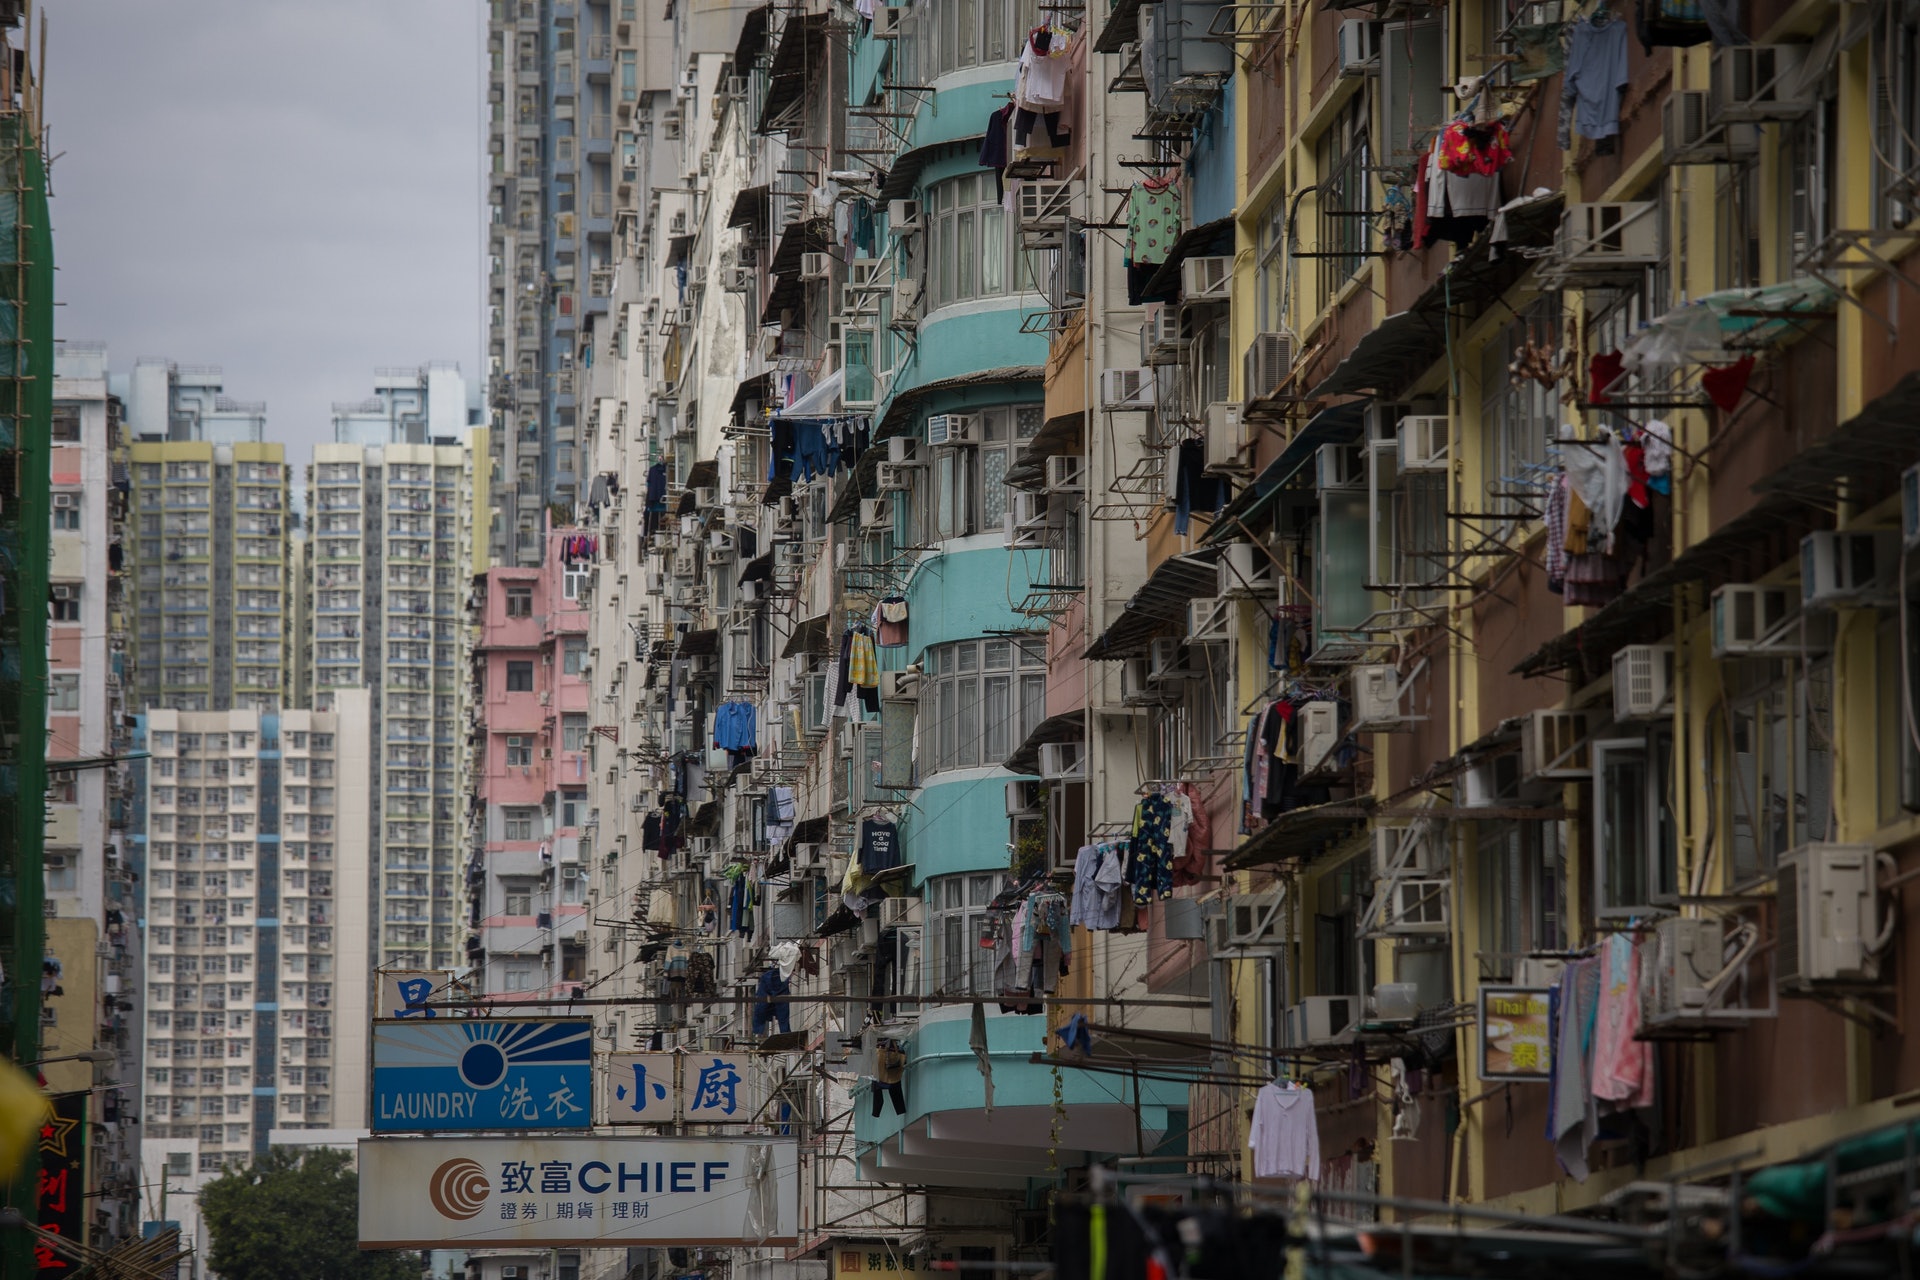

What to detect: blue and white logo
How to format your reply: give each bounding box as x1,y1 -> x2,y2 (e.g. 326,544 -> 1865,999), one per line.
373,1019 -> 594,1132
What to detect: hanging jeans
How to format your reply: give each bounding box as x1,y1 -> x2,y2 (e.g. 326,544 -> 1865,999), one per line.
870,1080 -> 906,1116
1014,108 -> 1068,147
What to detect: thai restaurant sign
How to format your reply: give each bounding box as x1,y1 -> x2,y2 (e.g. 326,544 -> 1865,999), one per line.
357,1136 -> 799,1248
1477,985 -> 1552,1081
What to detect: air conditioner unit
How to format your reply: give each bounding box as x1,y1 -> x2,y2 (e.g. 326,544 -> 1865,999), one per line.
1102,367 -> 1155,409
1372,825 -> 1435,879
1906,464 -> 1920,550
1554,202 -> 1660,272
892,277 -> 923,322
1318,442 -> 1366,488
879,670 -> 920,701
1710,583 -> 1833,657
668,210 -> 688,235
1299,701 -> 1340,773
1777,842 -> 1890,987
1281,994 -> 1355,1048
1217,541 -> 1273,597
1336,19 -> 1379,76
887,436 -> 921,466
1187,595 -> 1231,643
859,497 -> 892,530
1007,778 -> 1042,814
1662,89 -> 1760,165
1038,741 -> 1087,780
1800,530 -> 1896,607
1204,402 -> 1248,473
801,252 -> 832,281
671,545 -> 698,578
841,281 -> 881,316
887,199 -> 921,233
1147,309 -> 1189,364
1611,644 -> 1674,721
1645,915 -> 1725,1022
1016,181 -> 1074,233
1120,657 -> 1170,705
1045,454 -> 1086,494
1351,664 -> 1402,727
1381,879 -> 1449,935
875,463 -> 914,492
1709,44 -> 1811,124
1396,415 -> 1449,472
503,1267 -> 524,1277
873,5 -> 905,37
1147,636 -> 1194,684
1520,709 -> 1590,780
1179,255 -> 1231,301
879,897 -> 920,928
1219,889 -> 1284,949
924,413 -> 976,446
1242,331 -> 1296,409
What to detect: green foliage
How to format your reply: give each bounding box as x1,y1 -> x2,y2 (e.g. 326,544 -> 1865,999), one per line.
199,1147 -> 421,1280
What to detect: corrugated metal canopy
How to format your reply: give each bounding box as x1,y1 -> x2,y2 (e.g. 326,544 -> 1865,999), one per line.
677,627 -> 720,658
1225,798 -> 1375,870
879,137 -> 984,203
1003,710 -> 1087,776
1084,549 -> 1221,660
1093,0 -> 1150,52
1140,217 -> 1235,303
727,184 -> 772,231
1206,401 -> 1366,539
782,613 -> 830,658
756,11 -> 827,134
1005,410 -> 1085,490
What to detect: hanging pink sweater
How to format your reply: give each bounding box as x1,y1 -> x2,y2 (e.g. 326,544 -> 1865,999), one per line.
1591,933 -> 1655,1108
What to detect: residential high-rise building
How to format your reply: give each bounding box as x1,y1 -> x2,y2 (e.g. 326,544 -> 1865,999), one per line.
136,695 -> 373,1262
463,530 -> 592,999
307,426 -> 479,971
331,362 -> 473,447
123,363 -> 289,716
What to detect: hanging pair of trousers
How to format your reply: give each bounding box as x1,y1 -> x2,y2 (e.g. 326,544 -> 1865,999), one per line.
870,1080 -> 906,1116
1014,108 -> 1068,148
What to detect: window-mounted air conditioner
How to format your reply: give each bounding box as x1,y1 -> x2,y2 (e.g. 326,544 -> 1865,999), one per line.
1777,842 -> 1893,988
887,199 -> 921,233
1396,415 -> 1449,472
1299,701 -> 1340,773
1645,915 -> 1725,1023
887,436 -> 923,466
1120,656 -> 1171,705
1212,888 -> 1284,950
893,277 -> 924,322
1146,309 -> 1189,364
1187,595 -> 1231,643
875,463 -> 914,493
880,670 -> 919,701
1554,202 -> 1661,272
1709,44 -> 1812,125
1147,636 -> 1195,684
1007,778 -> 1043,815
873,5 -> 905,38
859,498 -> 892,531
1217,541 -> 1274,597
1318,442 -> 1366,489
1662,90 -> 1760,166
1800,530 -> 1896,607
1351,663 -> 1403,728
1371,824 -> 1435,879
1520,709 -> 1590,780
1710,583 -> 1833,657
1102,367 -> 1155,410
1281,994 -> 1355,1048
1038,741 -> 1087,781
1611,644 -> 1674,721
1204,402 -> 1248,473
878,897 -> 920,929
925,413 -> 976,446
800,252 -> 832,281
1381,879 -> 1449,935
1242,331 -> 1297,410
1046,455 -> 1086,494
1179,255 -> 1230,302
1336,19 -> 1378,77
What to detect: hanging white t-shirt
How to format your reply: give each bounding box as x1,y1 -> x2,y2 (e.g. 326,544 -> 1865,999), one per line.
1248,1082 -> 1321,1181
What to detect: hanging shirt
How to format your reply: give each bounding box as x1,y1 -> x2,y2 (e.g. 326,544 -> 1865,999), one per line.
1248,1082 -> 1322,1181
1559,16 -> 1631,148
859,816 -> 901,873
1015,40 -> 1069,110
1127,182 -> 1182,266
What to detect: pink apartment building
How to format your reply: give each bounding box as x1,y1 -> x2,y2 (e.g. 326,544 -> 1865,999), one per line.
467,528 -> 593,998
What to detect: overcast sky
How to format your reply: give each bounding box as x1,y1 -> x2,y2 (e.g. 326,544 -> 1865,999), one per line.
44,0 -> 485,469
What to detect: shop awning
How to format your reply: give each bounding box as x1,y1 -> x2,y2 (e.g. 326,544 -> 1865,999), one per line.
1003,710 -> 1087,776
1140,217 -> 1235,303
730,370 -> 774,424
738,552 -> 774,585
665,233 -> 696,268
1224,798 -> 1376,871
1206,401 -> 1366,540
1308,193 -> 1565,400
1084,550 -> 1221,660
1515,369 -> 1920,680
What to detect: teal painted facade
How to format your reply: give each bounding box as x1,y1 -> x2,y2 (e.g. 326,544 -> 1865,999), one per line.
901,774 -> 1017,885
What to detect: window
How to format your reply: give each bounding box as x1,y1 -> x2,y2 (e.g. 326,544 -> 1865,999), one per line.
1316,94 -> 1370,306
1475,818 -> 1566,982
49,584 -> 79,622
562,637 -> 586,675
1379,20 -> 1446,167
920,638 -> 1047,774
48,673 -> 80,711
505,660 -> 534,692
52,495 -> 79,529
1592,731 -> 1678,917
505,584 -> 533,617
1477,298 -> 1559,519
928,872 -> 1008,994
1715,162 -> 1761,290
1875,12 -> 1920,227
502,957 -> 535,991
925,174 -> 1026,309
562,714 -> 589,752
505,735 -> 533,767
503,880 -> 534,915
919,0 -> 1036,76
51,408 -> 80,442
1255,198 -> 1288,334
563,563 -> 589,599
1784,93 -> 1837,267
1723,660 -> 1833,883
503,806 -> 539,841
923,404 -> 1042,541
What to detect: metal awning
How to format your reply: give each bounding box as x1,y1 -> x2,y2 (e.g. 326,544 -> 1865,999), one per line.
689,801 -> 722,838
757,11 -> 827,134
731,371 -> 774,424
1140,217 -> 1235,303
1308,193 -> 1565,400
782,613 -> 830,658
1515,370 -> 1920,680
1007,410 -> 1086,489
677,627 -> 720,658
873,365 -> 1046,441
739,552 -> 774,585
685,457 -> 720,489
879,137 -> 983,203
1205,401 -> 1366,540
727,184 -> 772,231
1094,0 -> 1149,51
762,217 -> 833,323
666,233 -> 696,268
1084,549 -> 1221,660
733,4 -> 770,72
1224,798 -> 1376,871
1004,710 -> 1087,776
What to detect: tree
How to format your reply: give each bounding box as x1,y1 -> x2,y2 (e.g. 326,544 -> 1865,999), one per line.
199,1147 -> 421,1280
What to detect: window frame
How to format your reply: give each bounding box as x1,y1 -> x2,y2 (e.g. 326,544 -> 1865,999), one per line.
927,871 -> 1010,996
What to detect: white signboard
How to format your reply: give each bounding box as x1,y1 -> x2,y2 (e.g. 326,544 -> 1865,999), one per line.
356,1136 -> 799,1248
683,1052 -> 759,1123
376,970 -> 451,1020
605,1053 -> 679,1124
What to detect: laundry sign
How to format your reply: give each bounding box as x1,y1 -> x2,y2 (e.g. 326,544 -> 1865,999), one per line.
1477,985 -> 1552,1081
